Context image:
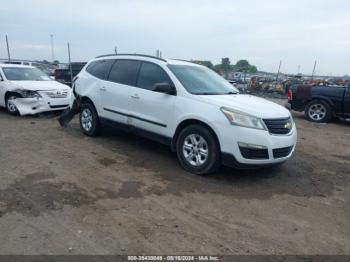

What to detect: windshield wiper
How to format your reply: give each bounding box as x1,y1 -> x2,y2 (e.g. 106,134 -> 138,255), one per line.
195,92 -> 216,95
195,91 -> 238,95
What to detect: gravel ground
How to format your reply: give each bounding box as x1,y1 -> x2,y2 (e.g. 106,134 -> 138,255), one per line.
0,99 -> 349,255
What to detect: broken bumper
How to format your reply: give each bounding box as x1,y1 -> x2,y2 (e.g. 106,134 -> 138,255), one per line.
12,96 -> 72,115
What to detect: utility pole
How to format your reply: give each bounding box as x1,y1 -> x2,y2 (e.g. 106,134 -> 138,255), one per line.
50,34 -> 55,62
114,46 -> 118,54
67,42 -> 73,86
5,35 -> 11,62
276,60 -> 282,82
156,49 -> 162,58
311,60 -> 317,79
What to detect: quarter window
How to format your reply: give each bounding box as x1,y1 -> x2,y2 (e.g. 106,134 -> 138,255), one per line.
108,60 -> 141,86
137,62 -> 172,91
86,60 -> 115,80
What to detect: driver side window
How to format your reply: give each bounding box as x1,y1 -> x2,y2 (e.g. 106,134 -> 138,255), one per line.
137,62 -> 173,91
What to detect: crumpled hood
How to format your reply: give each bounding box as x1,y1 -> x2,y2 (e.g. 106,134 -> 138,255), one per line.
8,80 -> 70,91
198,94 -> 290,119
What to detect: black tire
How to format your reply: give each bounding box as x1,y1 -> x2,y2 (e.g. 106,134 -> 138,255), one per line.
305,100 -> 332,123
79,102 -> 100,136
5,95 -> 19,115
176,124 -> 220,175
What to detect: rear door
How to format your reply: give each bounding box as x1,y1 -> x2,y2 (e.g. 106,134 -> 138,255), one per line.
82,59 -> 115,114
101,59 -> 141,124
129,61 -> 176,137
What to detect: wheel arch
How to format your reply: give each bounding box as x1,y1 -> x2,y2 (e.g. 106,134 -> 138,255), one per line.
5,91 -> 21,100
171,119 -> 221,152
308,96 -> 334,108
80,96 -> 95,105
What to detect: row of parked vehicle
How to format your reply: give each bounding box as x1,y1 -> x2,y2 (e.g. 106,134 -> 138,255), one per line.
0,54 -> 299,174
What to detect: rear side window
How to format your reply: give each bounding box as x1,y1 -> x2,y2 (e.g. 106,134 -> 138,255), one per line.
137,62 -> 172,91
108,60 -> 141,86
86,60 -> 115,80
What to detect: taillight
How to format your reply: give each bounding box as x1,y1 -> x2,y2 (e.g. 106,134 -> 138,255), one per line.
287,89 -> 293,101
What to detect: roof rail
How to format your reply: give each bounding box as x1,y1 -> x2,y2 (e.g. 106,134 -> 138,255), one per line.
171,59 -> 196,64
95,53 -> 167,62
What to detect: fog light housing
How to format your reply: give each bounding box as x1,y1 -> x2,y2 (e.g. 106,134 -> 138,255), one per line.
238,142 -> 269,159
238,142 -> 267,150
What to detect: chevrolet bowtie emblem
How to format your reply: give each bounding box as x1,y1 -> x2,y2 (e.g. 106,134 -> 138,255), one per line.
284,122 -> 292,129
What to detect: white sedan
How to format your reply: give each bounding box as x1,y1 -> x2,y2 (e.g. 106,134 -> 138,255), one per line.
0,64 -> 72,115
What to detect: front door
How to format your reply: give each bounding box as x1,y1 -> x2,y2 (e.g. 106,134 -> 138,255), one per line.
129,61 -> 176,138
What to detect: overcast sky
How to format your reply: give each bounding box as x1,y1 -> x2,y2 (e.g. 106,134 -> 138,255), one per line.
1,0 -> 349,75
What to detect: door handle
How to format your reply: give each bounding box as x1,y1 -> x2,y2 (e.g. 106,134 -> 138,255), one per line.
100,86 -> 107,91
131,94 -> 140,99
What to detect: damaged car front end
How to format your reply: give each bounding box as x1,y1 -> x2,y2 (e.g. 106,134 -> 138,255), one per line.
9,88 -> 71,115
0,65 -> 72,115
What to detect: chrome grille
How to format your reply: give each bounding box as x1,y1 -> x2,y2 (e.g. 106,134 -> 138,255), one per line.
263,117 -> 293,135
45,90 -> 69,98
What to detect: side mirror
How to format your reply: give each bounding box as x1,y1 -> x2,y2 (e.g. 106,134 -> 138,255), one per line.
153,83 -> 176,95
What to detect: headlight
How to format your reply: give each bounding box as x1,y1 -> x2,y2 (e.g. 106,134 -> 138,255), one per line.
220,107 -> 266,130
15,89 -> 41,98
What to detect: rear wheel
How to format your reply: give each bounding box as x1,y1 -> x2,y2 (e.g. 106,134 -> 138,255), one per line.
176,124 -> 220,175
5,95 -> 19,115
305,100 -> 332,123
79,103 -> 100,136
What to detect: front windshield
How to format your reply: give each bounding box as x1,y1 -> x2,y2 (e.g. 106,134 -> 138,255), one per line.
2,67 -> 51,81
167,64 -> 239,95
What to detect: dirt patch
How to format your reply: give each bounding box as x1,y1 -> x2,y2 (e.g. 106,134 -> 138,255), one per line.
0,171 -> 95,217
98,157 -> 117,167
95,181 -> 144,199
0,170 -> 148,218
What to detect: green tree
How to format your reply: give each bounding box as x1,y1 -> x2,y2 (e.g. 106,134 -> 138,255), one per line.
233,60 -> 258,73
249,65 -> 258,73
234,60 -> 249,72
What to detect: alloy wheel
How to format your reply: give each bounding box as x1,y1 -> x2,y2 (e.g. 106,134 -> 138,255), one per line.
7,96 -> 18,113
182,134 -> 209,166
81,108 -> 93,131
308,104 -> 326,121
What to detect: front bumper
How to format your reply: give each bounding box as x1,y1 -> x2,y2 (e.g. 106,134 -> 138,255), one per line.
219,124 -> 297,167
12,96 -> 71,115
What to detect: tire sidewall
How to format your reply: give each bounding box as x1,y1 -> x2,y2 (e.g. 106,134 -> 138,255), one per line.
305,100 -> 332,123
79,103 -> 99,136
176,125 -> 220,175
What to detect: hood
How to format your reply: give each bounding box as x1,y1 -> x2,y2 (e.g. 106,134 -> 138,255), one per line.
9,80 -> 70,91
198,94 -> 290,119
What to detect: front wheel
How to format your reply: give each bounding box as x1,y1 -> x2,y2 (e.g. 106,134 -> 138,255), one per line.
6,95 -> 19,115
305,100 -> 332,123
79,103 -> 100,136
176,125 -> 220,175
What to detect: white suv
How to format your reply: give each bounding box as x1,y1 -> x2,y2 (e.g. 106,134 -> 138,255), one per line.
74,54 -> 297,175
